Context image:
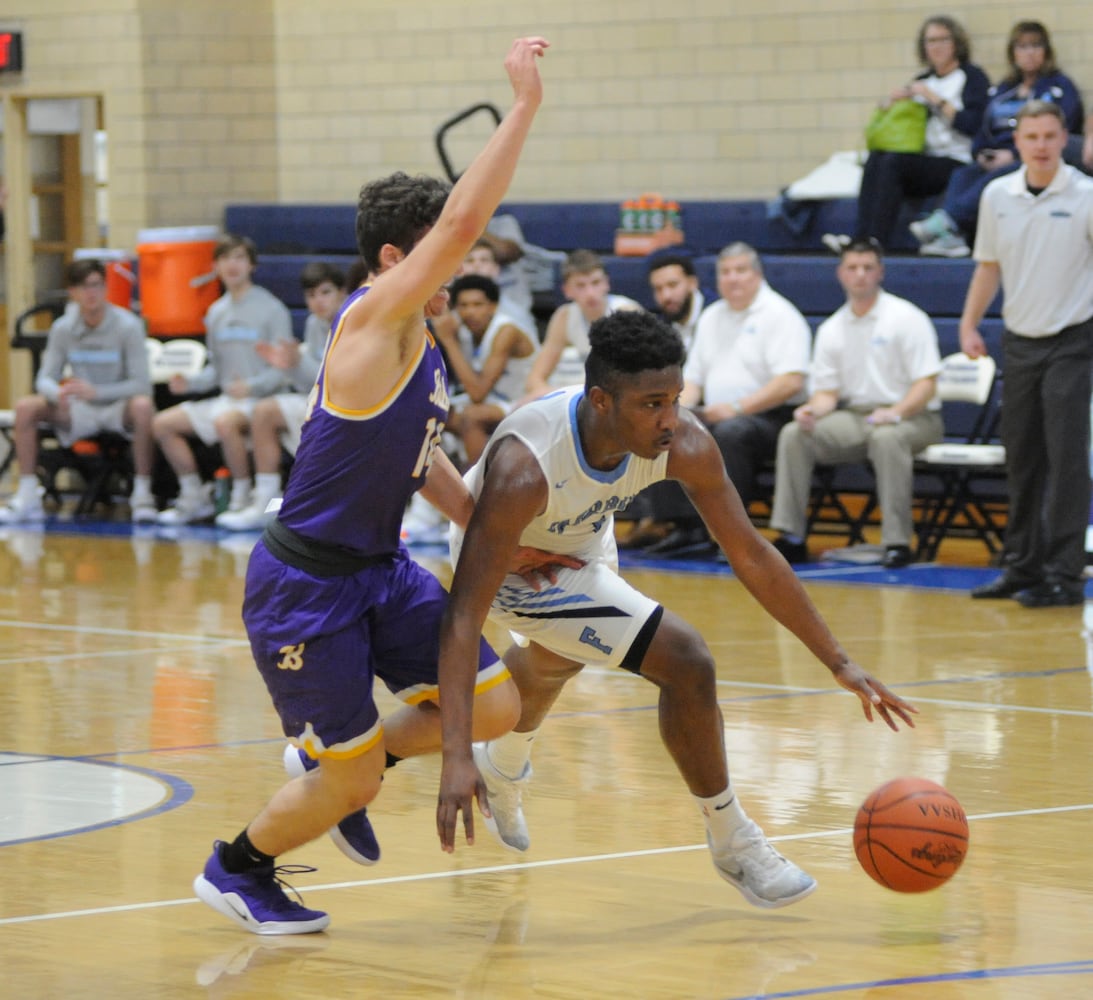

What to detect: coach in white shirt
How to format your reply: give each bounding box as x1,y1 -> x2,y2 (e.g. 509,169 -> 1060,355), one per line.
961,101 -> 1093,607
769,239 -> 943,569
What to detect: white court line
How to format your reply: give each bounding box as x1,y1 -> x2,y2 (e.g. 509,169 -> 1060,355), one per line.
586,670 -> 1093,719
0,645 -> 233,668
3,802 -> 1091,927
0,619 -> 249,646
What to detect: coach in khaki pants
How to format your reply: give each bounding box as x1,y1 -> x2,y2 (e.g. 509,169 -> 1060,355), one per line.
768,239 -> 943,570
962,100 -> 1093,608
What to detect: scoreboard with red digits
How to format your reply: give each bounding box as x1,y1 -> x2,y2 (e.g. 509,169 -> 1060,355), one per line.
0,32 -> 23,73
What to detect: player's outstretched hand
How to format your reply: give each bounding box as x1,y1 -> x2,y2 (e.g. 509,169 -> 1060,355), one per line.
437,754 -> 490,853
509,545 -> 584,591
831,661 -> 918,732
505,36 -> 549,105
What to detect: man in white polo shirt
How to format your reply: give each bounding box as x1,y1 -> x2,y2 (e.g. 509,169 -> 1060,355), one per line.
638,243 -> 812,555
769,239 -> 943,569
961,101 -> 1093,607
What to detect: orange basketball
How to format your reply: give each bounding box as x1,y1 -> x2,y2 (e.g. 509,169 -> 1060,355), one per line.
853,776 -> 969,892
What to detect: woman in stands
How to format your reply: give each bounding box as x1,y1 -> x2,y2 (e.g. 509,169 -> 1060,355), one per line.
910,20 -> 1085,257
825,16 -> 988,256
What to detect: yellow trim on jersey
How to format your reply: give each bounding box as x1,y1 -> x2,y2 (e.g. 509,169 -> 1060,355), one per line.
394,660 -> 511,707
293,720 -> 384,760
320,291 -> 434,419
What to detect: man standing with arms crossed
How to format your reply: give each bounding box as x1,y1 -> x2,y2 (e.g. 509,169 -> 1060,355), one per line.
962,101 -> 1093,607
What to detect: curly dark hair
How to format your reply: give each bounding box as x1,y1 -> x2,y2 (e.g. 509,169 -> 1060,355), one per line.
585,310 -> 684,395
355,171 -> 451,274
450,273 -> 500,305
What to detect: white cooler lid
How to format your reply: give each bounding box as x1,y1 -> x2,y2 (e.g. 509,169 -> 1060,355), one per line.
73,247 -> 132,261
137,225 -> 220,245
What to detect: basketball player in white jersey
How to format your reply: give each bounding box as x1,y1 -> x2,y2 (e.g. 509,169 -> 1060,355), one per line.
437,309 -> 917,909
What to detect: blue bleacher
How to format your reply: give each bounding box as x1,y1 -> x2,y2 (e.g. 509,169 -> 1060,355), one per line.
226,197 -> 1002,353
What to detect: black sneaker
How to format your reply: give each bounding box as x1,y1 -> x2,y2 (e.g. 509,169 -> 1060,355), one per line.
970,574 -> 1038,600
882,545 -> 913,569
1015,581 -> 1086,608
771,535 -> 808,564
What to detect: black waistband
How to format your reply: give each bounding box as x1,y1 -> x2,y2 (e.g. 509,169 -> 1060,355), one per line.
262,518 -> 390,577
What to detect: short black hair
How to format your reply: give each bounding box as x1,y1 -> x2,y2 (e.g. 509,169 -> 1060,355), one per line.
647,251 -> 696,278
66,258 -> 106,287
585,310 -> 684,395
841,237 -> 884,260
355,171 -> 451,274
450,273 -> 500,304
300,260 -> 346,292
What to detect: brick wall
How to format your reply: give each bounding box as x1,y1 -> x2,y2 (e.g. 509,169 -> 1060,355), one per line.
1,0 -> 1090,237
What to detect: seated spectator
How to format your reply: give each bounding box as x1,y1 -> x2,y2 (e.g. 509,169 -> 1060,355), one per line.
153,234 -> 291,525
769,239 -> 943,569
826,16 -> 988,253
632,243 -> 811,555
910,20 -> 1085,257
521,249 -> 641,402
0,259 -> 156,523
216,261 -> 347,531
461,237 -> 537,337
432,275 -> 538,467
647,251 -> 706,353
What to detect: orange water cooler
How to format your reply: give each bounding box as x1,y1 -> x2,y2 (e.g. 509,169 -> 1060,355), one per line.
136,226 -> 221,336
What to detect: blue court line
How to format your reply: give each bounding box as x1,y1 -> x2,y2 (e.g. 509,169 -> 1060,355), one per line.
724,959 -> 1093,1000
0,755 -> 193,847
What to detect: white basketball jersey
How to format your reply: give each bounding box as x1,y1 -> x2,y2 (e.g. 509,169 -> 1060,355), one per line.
461,385 -> 670,561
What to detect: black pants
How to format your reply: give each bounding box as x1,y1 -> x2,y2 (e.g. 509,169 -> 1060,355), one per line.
640,407 -> 794,523
854,152 -> 962,247
1001,319 -> 1093,585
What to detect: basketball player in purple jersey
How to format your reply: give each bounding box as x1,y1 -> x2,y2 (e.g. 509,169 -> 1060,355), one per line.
194,36 -> 561,936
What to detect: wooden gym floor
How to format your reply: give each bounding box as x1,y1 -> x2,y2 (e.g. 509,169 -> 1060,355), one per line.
1,519 -> 1091,999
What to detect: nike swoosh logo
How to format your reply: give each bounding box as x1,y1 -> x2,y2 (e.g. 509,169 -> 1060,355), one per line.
554,480 -> 568,489
715,798 -> 735,811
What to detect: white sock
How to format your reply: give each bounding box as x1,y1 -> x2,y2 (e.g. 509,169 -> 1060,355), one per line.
131,475 -> 153,501
695,783 -> 749,853
230,479 -> 252,507
486,728 -> 538,779
179,473 -> 203,497
17,475 -> 40,500
253,472 -> 281,508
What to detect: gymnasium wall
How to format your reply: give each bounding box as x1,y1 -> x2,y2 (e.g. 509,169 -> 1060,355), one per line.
0,1 -> 1090,242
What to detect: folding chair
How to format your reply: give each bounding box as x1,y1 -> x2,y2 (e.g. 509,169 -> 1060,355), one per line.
914,353 -> 1006,561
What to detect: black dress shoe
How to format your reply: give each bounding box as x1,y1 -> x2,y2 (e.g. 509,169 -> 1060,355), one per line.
882,545 -> 913,569
644,524 -> 712,556
771,535 -> 808,564
1015,581 -> 1086,608
970,574 -> 1038,600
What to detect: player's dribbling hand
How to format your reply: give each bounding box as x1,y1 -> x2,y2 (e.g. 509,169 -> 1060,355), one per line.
437,754 -> 491,852
831,660 -> 918,732
505,36 -> 549,105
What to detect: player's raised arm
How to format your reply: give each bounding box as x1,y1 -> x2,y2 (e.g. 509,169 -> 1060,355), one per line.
365,37 -> 548,331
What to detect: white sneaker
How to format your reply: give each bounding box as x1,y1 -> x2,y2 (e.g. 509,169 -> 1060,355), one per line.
156,486 -> 216,525
0,488 -> 46,524
909,208 -> 956,245
821,233 -> 851,255
130,495 -> 158,524
216,502 -> 271,531
472,742 -> 531,852
710,821 -> 817,909
919,232 -> 970,258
